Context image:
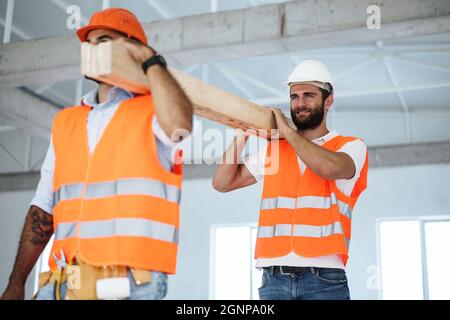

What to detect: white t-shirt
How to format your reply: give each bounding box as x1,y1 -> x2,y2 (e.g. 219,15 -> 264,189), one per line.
243,130 -> 367,269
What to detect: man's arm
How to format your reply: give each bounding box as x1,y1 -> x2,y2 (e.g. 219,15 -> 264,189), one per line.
272,109 -> 356,180
212,130 -> 257,192
146,63 -> 193,141
1,206 -> 53,300
118,38 -> 193,141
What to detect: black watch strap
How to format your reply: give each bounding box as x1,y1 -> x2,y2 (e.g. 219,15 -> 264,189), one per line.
142,54 -> 167,73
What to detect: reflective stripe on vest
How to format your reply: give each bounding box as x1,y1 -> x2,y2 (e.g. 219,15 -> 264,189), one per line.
257,221 -> 349,249
53,177 -> 181,207
260,194 -> 352,219
55,218 -> 179,244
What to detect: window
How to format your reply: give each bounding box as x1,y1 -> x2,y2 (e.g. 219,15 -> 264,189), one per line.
378,217 -> 450,300
424,221 -> 450,299
211,224 -> 262,300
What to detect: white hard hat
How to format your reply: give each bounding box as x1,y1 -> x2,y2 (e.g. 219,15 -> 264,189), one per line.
285,60 -> 334,92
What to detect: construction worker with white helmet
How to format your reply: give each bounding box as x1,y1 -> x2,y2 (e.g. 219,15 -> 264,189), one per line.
213,59 -> 368,300
1,8 -> 193,300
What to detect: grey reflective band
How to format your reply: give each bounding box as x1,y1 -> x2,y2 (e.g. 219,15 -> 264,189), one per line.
53,183 -> 84,207
54,218 -> 178,244
298,194 -> 352,219
297,195 -> 333,209
85,178 -> 180,203
260,194 -> 352,219
260,197 -> 295,210
292,221 -> 344,238
336,200 -> 352,220
257,224 -> 291,238
53,178 -> 181,207
55,222 -> 77,240
79,218 -> 178,244
257,222 -> 348,240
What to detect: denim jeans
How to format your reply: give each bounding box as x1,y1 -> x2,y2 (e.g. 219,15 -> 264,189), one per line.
258,266 -> 350,300
35,270 -> 168,300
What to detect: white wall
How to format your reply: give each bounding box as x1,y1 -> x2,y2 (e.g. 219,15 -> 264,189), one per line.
167,163 -> 450,299
1,164 -> 449,300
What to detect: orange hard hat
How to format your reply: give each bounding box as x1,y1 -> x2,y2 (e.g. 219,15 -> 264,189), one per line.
76,8 -> 148,45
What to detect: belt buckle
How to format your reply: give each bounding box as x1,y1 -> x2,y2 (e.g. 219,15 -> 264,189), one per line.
280,266 -> 310,275
279,266 -> 292,276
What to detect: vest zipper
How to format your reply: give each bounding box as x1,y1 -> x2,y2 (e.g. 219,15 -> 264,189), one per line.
77,141 -> 94,262
291,196 -> 297,251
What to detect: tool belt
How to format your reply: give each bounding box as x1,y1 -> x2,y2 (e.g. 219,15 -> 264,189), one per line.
37,255 -> 152,300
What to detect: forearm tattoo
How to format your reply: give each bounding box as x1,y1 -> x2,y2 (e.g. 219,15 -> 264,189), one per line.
30,207 -> 53,245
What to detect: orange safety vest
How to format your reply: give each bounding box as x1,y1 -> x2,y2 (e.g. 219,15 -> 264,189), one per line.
255,135 -> 368,266
49,95 -> 183,274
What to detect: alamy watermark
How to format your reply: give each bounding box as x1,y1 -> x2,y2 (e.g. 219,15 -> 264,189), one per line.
170,120 -> 281,175
66,5 -> 81,30
366,264 -> 381,291
367,5 -> 381,30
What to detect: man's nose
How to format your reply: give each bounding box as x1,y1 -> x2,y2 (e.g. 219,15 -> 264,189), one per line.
292,97 -> 307,109
299,95 -> 309,106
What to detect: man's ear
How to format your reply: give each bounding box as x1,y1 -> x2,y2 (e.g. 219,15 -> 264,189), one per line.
324,94 -> 333,110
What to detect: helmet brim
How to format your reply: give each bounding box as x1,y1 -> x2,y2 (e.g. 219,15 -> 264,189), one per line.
284,80 -> 333,93
76,24 -> 121,42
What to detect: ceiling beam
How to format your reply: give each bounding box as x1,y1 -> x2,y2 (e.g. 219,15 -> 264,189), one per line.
368,140 -> 450,167
1,0 -> 449,88
0,14 -> 83,105
0,87 -> 58,140
0,171 -> 40,193
1,140 -> 450,192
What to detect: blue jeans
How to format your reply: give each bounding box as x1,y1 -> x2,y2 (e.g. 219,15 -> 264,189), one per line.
258,266 -> 350,300
35,270 -> 168,300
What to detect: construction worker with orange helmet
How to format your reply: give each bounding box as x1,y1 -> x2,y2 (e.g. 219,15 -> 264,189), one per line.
213,60 -> 368,300
1,8 -> 193,300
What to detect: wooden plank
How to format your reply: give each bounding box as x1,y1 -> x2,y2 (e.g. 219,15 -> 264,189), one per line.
81,41 -> 294,138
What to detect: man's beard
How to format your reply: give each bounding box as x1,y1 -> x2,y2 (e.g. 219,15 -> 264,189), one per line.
291,102 -> 325,131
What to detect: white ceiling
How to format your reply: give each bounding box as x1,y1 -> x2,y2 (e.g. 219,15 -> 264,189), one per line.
1,0 -> 450,173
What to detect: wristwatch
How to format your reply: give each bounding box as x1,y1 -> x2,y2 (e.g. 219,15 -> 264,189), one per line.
142,54 -> 167,73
